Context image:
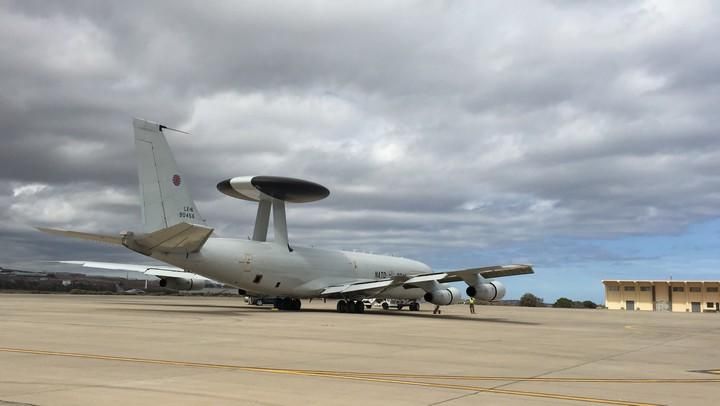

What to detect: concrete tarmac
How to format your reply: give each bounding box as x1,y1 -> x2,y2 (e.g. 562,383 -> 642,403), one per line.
1,294 -> 719,405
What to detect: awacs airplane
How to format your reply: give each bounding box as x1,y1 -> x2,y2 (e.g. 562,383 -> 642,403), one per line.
39,118 -> 533,313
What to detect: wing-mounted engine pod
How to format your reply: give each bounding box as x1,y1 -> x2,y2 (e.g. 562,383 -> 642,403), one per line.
466,281 -> 506,301
424,287 -> 462,306
159,277 -> 206,291
217,176 -> 330,203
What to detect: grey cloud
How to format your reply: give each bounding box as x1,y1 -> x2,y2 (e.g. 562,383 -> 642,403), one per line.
1,1 -> 720,268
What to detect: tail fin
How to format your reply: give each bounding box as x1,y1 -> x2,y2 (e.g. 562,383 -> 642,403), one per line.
133,118 -> 206,233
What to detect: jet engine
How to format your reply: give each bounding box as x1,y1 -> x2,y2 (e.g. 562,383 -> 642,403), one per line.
423,286 -> 462,306
159,277 -> 206,291
466,281 -> 505,301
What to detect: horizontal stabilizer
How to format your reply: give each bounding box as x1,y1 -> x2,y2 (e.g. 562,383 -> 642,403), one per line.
133,222 -> 214,254
59,261 -> 181,273
40,222 -> 214,255
58,261 -> 213,282
145,268 -> 212,281
37,228 -> 123,245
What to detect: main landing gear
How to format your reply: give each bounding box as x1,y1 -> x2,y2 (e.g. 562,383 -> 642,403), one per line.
274,297 -> 302,311
336,299 -> 365,313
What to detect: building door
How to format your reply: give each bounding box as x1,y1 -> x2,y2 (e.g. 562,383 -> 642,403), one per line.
626,300 -> 635,311
691,302 -> 701,313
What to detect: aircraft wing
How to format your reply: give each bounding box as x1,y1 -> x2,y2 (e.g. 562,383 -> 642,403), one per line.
321,279 -> 396,296
320,264 -> 533,297
435,264 -> 534,283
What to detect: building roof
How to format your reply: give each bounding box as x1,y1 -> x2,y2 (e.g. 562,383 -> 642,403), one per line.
602,280 -> 720,284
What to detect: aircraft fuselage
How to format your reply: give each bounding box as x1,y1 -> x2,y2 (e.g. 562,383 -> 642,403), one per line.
151,238 -> 432,299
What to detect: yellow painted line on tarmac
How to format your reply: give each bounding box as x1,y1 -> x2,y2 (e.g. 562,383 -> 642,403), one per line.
0,347 -> 662,406
317,371 -> 720,384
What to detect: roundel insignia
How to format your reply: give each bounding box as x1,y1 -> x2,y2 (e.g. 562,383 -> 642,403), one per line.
172,174 -> 181,186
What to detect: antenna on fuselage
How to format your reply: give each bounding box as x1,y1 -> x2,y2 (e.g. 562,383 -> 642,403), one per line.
216,176 -> 330,251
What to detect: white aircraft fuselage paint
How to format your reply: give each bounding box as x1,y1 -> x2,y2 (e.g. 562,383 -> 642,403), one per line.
152,238 -> 431,299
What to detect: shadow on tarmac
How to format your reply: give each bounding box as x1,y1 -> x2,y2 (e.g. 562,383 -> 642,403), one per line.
106,301 -> 539,325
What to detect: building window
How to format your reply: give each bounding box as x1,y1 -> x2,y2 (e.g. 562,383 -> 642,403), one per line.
689,287 -> 701,292
624,286 -> 636,291
707,287 -> 719,293
639,286 -> 651,292
707,302 -> 715,308
672,287 -> 684,292
607,286 -> 620,292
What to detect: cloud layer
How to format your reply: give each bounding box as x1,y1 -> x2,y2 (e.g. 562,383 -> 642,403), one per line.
2,1 -> 720,293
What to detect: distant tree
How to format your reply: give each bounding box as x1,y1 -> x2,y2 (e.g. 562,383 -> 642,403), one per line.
582,300 -> 597,309
553,297 -> 573,308
520,293 -> 541,307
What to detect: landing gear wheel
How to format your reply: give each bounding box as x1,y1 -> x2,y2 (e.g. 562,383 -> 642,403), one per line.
381,302 -> 389,310
353,300 -> 364,313
410,303 -> 420,311
291,299 -> 301,311
281,297 -> 293,310
397,304 -> 404,310
337,300 -> 347,313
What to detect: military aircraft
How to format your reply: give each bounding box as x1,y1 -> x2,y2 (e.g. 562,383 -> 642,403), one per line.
39,118 -> 533,313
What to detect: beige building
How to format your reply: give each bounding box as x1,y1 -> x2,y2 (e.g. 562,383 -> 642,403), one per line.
603,280 -> 720,312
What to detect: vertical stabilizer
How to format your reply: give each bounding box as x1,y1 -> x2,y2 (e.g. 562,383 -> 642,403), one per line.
133,118 -> 206,233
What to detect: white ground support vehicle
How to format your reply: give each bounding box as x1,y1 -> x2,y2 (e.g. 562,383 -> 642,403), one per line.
362,298 -> 421,311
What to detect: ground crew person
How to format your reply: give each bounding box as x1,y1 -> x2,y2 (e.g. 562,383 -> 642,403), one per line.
469,296 -> 476,314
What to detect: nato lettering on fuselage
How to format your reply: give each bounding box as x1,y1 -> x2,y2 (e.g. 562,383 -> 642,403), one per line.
374,271 -> 404,279
178,206 -> 195,219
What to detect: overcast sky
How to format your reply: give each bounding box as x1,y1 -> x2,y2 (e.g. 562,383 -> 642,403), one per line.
2,1 -> 720,302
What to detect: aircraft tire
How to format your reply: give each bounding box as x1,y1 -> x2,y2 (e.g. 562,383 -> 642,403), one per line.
292,299 -> 301,311
355,301 -> 365,313
381,302 -> 389,310
337,300 -> 347,313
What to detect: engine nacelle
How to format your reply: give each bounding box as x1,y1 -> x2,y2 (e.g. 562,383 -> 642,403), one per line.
466,281 -> 506,301
423,287 -> 462,306
159,278 -> 206,291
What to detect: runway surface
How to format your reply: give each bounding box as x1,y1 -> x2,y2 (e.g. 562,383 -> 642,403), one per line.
1,294 -> 719,405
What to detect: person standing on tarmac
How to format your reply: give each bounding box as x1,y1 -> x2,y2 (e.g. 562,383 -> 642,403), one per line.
469,296 -> 476,314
